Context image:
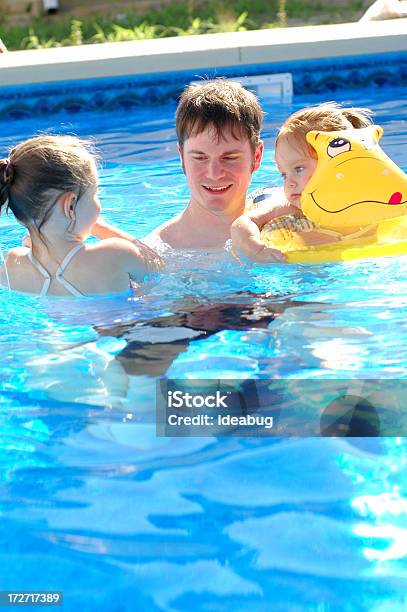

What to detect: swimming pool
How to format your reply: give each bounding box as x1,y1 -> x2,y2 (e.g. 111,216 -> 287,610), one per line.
0,71 -> 407,608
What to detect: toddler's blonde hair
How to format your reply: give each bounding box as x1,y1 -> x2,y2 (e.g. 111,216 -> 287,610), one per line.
277,101 -> 373,156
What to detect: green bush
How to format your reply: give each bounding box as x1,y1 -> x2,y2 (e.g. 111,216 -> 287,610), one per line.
0,0 -> 368,51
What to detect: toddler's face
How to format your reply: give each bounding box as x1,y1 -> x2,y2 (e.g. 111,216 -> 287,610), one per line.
275,138 -> 317,208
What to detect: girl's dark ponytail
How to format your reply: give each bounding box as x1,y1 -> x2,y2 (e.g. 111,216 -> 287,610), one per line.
0,157 -> 14,211
0,135 -> 96,232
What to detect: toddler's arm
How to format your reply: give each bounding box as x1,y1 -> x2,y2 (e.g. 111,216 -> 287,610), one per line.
231,202 -> 298,263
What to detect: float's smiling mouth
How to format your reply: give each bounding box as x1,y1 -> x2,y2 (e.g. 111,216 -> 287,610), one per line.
309,191 -> 407,214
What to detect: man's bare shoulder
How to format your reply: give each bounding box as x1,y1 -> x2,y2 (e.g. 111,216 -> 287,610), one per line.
146,203 -> 234,249
149,214 -> 181,236
146,213 -> 191,248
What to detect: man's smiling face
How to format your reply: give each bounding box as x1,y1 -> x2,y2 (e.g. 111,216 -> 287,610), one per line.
180,124 -> 263,217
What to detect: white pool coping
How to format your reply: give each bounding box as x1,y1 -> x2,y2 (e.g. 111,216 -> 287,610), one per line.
0,18 -> 406,87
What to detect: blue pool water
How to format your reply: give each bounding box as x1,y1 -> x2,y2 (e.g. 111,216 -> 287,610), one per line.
0,80 -> 407,609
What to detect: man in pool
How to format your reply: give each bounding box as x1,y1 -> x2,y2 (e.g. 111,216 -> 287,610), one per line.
93,79 -> 284,261
146,79 -> 269,249
91,80 -> 299,378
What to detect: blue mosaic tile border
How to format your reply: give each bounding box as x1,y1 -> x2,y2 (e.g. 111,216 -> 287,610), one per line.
1,51 -> 406,121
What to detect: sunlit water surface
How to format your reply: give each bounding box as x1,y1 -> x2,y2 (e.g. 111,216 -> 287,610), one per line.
0,88 -> 406,610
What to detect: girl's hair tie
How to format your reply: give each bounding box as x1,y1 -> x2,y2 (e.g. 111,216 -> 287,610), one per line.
1,158 -> 14,186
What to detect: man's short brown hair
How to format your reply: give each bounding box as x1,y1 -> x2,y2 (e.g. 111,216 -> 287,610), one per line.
176,79 -> 263,152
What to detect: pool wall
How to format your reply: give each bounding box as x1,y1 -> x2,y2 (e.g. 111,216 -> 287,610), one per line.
0,19 -> 406,119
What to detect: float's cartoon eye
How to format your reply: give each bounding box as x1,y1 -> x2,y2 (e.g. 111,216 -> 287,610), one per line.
327,138 -> 351,158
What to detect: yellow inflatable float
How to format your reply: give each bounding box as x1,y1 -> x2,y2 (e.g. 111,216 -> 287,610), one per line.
259,125 -> 407,263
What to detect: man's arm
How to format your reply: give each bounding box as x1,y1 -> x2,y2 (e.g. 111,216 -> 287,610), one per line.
92,218 -> 138,242
91,218 -> 160,260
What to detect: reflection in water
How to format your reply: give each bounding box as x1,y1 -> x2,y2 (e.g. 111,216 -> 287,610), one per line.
96,293 -> 302,378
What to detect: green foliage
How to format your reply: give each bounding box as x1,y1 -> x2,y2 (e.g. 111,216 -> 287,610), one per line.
0,0 -> 369,51
210,11 -> 252,33
166,11 -> 250,36
21,28 -> 59,49
68,19 -> 83,46
91,22 -> 164,43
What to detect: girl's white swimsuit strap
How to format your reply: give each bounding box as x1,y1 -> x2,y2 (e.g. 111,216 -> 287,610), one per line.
55,243 -> 84,297
28,244 -> 84,297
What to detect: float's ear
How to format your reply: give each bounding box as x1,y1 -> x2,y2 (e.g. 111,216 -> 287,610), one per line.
371,124 -> 383,143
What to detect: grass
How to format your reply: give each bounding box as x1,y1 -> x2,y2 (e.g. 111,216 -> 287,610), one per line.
0,0 -> 370,51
